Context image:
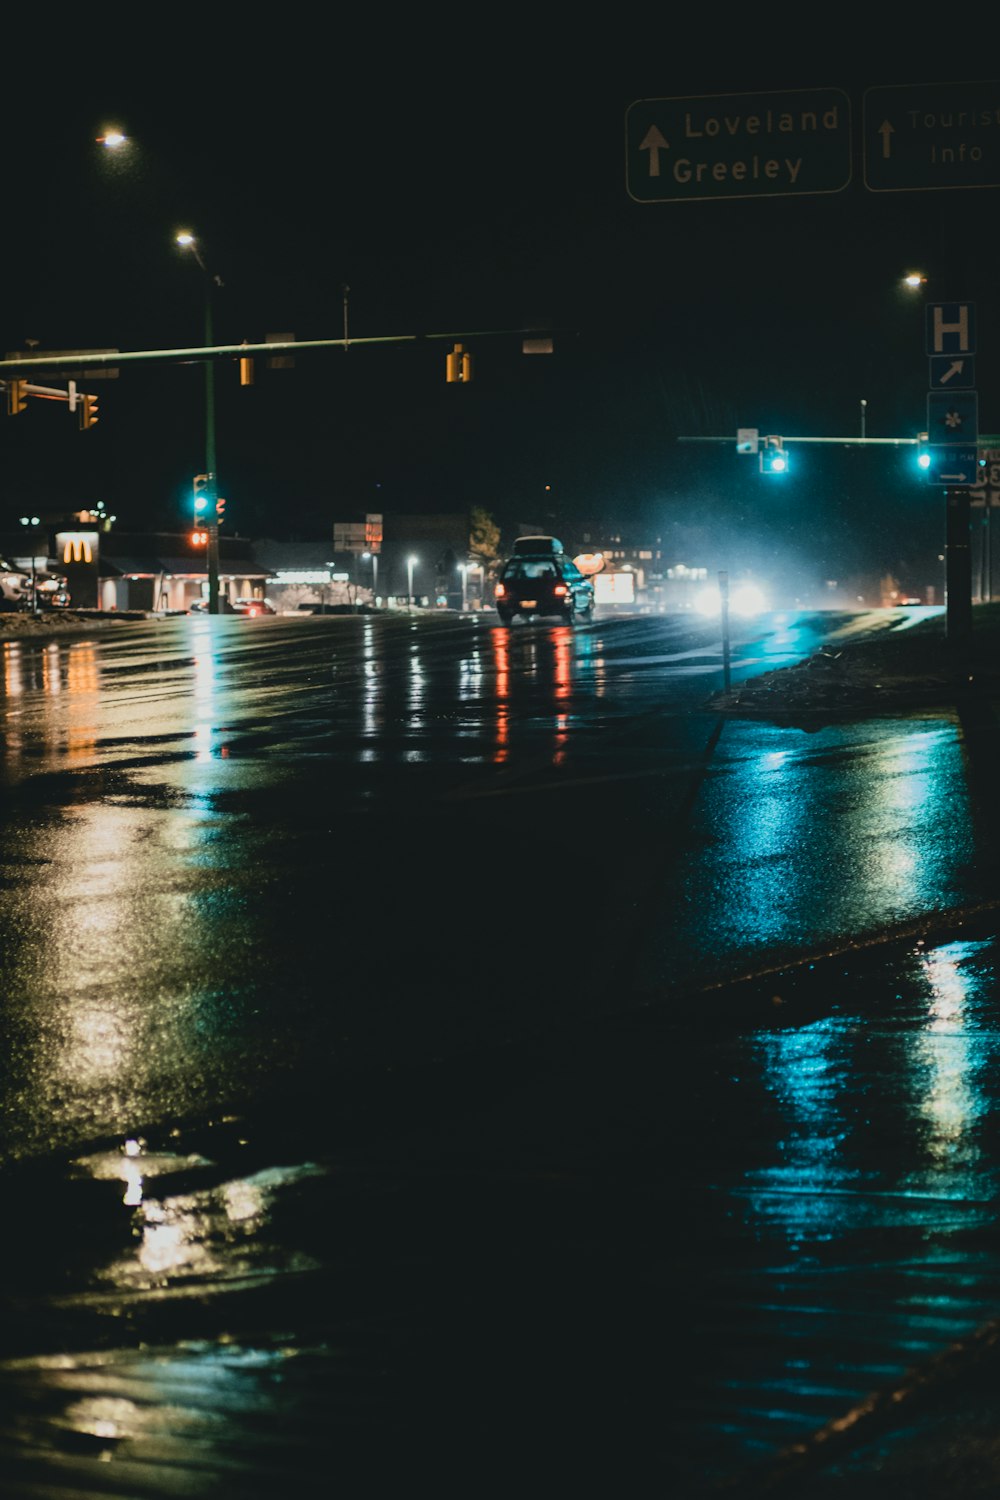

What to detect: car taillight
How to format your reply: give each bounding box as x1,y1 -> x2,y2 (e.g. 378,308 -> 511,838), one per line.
554,584 -> 568,596
495,583 -> 506,598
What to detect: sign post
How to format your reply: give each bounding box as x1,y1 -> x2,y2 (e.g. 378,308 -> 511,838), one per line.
923,301 -> 978,646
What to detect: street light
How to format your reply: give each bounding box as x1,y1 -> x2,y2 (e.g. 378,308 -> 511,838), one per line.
18,515 -> 40,615
458,562 -> 468,611
362,550 -> 379,607
176,230 -> 223,614
406,554 -> 418,611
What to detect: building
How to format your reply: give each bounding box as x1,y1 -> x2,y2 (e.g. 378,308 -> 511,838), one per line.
59,529 -> 272,613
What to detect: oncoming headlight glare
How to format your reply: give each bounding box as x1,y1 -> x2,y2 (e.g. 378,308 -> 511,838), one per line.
695,582 -> 768,618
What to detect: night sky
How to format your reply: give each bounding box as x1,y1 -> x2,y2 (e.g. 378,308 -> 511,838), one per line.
2,22 -> 996,599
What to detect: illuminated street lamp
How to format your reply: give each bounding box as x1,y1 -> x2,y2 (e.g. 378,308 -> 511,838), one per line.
406,554 -> 418,611
18,515 -> 40,615
902,271 -> 928,291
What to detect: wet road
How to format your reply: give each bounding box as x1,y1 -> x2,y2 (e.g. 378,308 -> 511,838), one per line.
1,607 -> 999,1497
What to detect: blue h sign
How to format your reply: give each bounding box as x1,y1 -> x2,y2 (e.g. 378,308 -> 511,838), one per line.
926,302 -> 976,357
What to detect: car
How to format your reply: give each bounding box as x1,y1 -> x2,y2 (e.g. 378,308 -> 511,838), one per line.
493,551 -> 595,624
0,557 -> 32,610
188,598 -> 237,614
33,571 -> 70,608
232,597 -> 276,616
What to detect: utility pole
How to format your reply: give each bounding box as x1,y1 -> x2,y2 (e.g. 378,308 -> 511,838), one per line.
203,280 -> 221,615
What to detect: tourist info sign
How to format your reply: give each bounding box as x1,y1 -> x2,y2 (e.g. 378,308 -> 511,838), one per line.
625,89 -> 852,202
863,80 -> 1000,192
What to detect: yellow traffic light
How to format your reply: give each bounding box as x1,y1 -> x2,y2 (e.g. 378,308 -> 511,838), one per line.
446,343 -> 466,383
6,380 -> 27,415
79,394 -> 99,430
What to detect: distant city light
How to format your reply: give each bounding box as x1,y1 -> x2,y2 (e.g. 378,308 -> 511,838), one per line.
97,130 -> 127,148
903,272 -> 928,290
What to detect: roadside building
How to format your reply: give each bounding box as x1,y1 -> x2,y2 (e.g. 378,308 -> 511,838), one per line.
62,530 -> 272,613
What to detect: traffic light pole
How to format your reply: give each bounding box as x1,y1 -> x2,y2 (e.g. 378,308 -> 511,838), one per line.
203,284 -> 221,615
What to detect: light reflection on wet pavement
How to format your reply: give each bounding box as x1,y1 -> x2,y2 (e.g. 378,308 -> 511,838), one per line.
1,610 -> 999,1496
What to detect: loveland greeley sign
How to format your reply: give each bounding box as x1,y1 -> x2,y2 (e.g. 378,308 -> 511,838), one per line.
625,88 -> 852,202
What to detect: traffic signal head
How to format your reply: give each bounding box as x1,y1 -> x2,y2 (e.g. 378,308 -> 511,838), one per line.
192,473 -> 215,517
239,356 -> 254,386
79,393 -> 99,430
6,380 -> 27,416
760,438 -> 789,474
215,496 -> 226,519
446,342 -> 472,382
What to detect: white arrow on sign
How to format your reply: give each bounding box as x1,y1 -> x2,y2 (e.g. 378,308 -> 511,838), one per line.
939,360 -> 965,384
941,468 -> 974,482
878,119 -> 894,158
640,126 -> 670,178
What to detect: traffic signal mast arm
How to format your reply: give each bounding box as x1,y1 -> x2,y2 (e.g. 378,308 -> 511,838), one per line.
679,433 -> 923,447
3,378 -> 100,425
0,322 -> 559,379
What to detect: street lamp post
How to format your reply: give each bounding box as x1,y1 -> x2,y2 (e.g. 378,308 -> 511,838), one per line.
407,555 -> 418,612
19,515 -> 39,615
176,231 -> 222,615
458,562 -> 468,611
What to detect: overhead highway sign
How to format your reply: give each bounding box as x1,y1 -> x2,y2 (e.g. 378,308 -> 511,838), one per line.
625,88 -> 852,202
863,80 -> 1000,191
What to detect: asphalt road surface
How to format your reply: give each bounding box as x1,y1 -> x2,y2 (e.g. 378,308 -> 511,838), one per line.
2,607 -> 998,1497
